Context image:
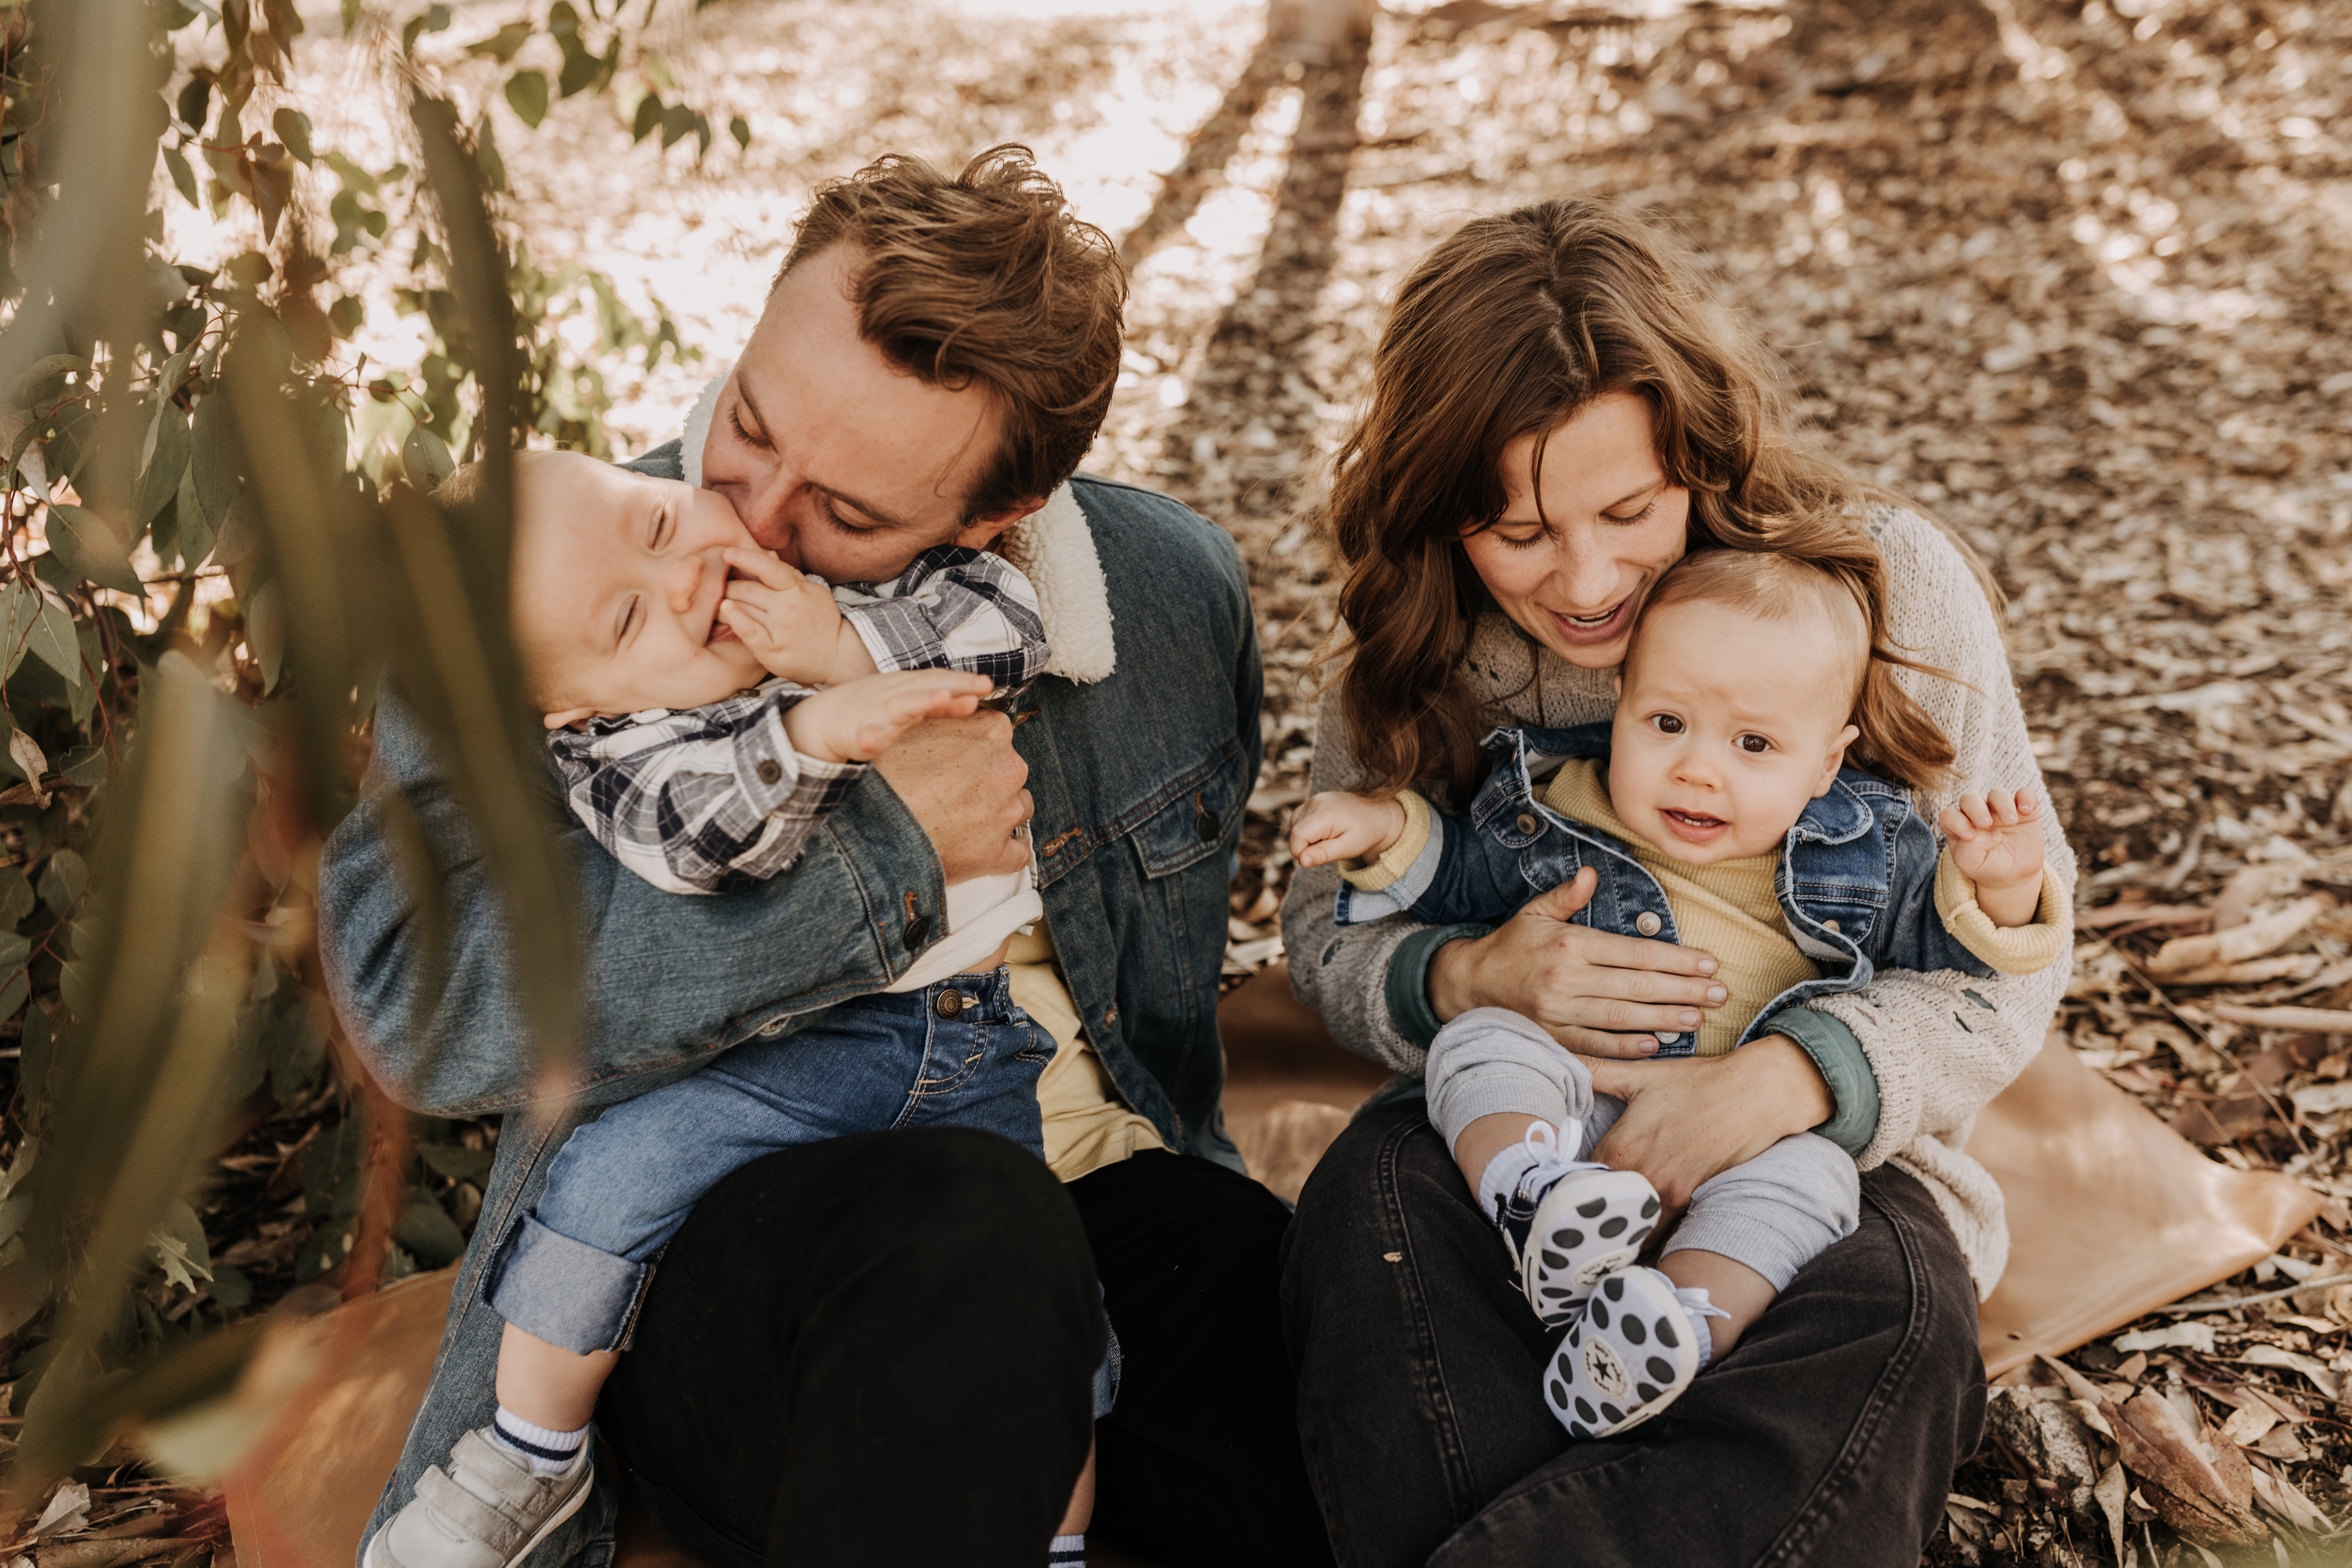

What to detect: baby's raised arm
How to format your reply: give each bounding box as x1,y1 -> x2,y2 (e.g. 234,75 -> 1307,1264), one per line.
1936,787 -> 2046,928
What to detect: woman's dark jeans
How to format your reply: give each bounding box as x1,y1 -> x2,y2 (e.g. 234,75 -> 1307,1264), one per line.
1281,1100 -> 1988,1568
598,1129 -> 1330,1568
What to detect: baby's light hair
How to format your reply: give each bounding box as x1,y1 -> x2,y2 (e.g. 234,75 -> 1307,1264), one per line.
435,451 -> 578,715
1629,548 -> 1960,792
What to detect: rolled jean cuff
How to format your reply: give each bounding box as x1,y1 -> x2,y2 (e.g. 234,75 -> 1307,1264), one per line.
484,1212 -> 653,1355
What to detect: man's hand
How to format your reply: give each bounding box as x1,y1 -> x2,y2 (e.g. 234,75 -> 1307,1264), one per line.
1937,787 -> 2046,928
719,548 -> 878,686
871,709 -> 1033,882
782,670 -> 993,764
1289,791 -> 1408,870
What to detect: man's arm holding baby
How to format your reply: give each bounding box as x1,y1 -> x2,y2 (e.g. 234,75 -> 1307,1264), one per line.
318,691 -> 1029,1117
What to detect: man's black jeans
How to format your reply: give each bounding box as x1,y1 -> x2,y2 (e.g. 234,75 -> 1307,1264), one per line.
599,1130 -> 1331,1567
1281,1100 -> 1988,1568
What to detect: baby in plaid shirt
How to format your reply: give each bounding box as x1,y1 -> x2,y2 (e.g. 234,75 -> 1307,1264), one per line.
375,450 -> 1085,1555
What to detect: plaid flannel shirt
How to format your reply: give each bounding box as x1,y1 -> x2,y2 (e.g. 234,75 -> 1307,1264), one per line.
550,545 -> 1049,896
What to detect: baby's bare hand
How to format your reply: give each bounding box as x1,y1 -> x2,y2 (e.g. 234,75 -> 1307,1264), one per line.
1289,791 -> 1408,869
719,548 -> 848,685
783,669 -> 995,764
1939,787 -> 2046,896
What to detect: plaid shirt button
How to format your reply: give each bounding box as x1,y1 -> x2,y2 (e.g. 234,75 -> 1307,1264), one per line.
756,759 -> 782,785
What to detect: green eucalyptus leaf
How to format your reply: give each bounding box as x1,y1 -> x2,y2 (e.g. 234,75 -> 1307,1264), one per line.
0,867 -> 34,925
162,145 -> 200,208
246,581 -> 285,693
419,1144 -> 494,1185
190,389 -> 239,531
46,504 -> 147,596
175,461 -> 215,570
659,102 -> 696,150
9,355 -> 92,415
469,21 -> 533,61
137,401 -> 191,527
271,107 -> 314,164
0,969 -> 30,1029
212,491 -> 262,566
729,114 -> 750,150
504,70 -> 549,129
392,1189 -> 465,1267
402,424 -> 454,489
59,745 -> 107,788
0,930 -> 30,972
38,850 -> 89,916
175,76 -> 211,132
631,92 -> 663,143
329,295 -> 365,337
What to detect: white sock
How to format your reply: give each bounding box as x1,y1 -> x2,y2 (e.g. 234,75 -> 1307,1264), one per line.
1048,1533 -> 1086,1566
489,1407 -> 588,1476
1475,1119 -> 1584,1222
1672,1284 -> 1731,1375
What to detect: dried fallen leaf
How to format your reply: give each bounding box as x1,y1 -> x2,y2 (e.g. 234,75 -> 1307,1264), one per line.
2236,1344 -> 2340,1400
2148,897 -> 2327,977
2247,1461 -> 2328,1532
2107,1388 -> 2265,1546
2114,1322 -> 2218,1355
2219,1401 -> 2282,1447
2217,1005 -> 2352,1035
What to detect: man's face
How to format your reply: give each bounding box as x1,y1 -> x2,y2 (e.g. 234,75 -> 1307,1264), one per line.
700,242 -> 1034,582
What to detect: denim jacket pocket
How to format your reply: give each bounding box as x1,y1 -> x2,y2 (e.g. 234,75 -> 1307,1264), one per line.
1124,742 -> 1249,1011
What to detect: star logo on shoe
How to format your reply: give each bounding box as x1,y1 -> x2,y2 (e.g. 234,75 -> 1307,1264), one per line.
1582,1336 -> 1632,1401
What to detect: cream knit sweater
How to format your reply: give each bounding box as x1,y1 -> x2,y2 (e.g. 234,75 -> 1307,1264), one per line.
1282,507 -> 2076,1296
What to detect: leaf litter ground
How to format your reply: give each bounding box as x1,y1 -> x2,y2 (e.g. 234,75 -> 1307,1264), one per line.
27,0 -> 2352,1563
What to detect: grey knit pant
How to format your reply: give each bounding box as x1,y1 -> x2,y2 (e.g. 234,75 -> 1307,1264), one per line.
1426,1007 -> 1859,1292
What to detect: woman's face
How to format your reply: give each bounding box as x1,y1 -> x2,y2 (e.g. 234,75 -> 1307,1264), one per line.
1459,392 -> 1690,671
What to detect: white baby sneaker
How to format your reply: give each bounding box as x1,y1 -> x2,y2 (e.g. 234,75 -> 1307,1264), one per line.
364,1427 -> 593,1568
1490,1122 -> 1663,1325
1544,1266 -> 1727,1439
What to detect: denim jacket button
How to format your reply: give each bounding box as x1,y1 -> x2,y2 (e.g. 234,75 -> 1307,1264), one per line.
1514,812 -> 1540,836
934,989 -> 965,1019
1822,918 -> 1841,933
1634,910 -> 1663,937
1196,807 -> 1219,842
904,915 -> 932,951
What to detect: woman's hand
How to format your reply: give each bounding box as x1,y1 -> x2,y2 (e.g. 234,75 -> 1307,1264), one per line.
1426,867 -> 1728,1058
1586,1035 -> 1836,1213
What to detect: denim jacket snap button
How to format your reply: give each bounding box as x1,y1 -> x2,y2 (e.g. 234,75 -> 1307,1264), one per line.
1514,812 -> 1539,836
1634,910 -> 1663,937
1822,919 -> 1841,933
1196,806 -> 1219,842
904,915 -> 932,951
934,989 -> 965,1020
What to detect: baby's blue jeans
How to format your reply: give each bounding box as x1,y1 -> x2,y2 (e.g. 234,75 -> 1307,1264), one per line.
482,968 -> 1077,1364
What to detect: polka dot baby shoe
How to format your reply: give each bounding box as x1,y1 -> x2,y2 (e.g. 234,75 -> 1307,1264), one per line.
1544,1265 -> 1715,1439
1500,1148 -> 1662,1326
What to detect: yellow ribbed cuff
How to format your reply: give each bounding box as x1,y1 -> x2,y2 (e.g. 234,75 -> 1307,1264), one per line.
1933,849 -> 2073,976
1338,790 -> 1433,892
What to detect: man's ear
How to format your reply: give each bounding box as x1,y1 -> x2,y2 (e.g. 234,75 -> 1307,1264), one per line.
953,494 -> 1049,551
1813,723 -> 1862,797
543,705 -> 601,732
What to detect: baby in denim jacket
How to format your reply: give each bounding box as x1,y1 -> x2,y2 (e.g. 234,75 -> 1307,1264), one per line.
1290,549 -> 2068,1440
371,450 -> 1069,1568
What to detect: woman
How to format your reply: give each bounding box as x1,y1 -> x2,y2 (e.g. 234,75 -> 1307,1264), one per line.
1278,199 -> 2070,1565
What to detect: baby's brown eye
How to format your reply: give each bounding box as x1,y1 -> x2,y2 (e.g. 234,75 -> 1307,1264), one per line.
1738,734 -> 1770,754
1653,714 -> 1684,735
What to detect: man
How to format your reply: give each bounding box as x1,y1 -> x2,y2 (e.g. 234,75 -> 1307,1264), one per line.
322,146 -> 1329,1567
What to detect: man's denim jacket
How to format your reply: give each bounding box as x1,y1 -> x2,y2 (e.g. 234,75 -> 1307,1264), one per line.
318,456 -> 1261,1568
1336,723 -> 1996,1057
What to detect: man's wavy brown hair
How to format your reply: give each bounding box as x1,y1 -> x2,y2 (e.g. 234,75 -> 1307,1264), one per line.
779,144 -> 1127,521
1323,197 -> 1993,802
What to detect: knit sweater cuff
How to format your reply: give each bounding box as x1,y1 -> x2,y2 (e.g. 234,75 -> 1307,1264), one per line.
1384,923 -> 1496,1051
1765,1008 -> 1881,1158
1932,852 -> 2073,977
1338,791 -> 1433,893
